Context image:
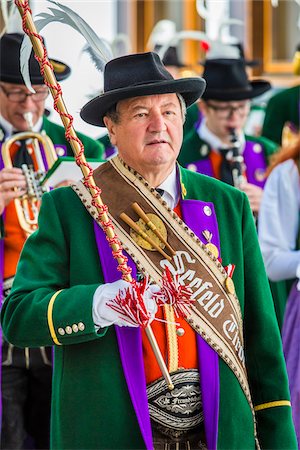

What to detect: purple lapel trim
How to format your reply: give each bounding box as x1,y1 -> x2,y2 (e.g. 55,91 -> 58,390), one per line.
243,141 -> 267,188
180,199 -> 219,450
93,222 -> 153,449
93,196 -> 221,450
188,159 -> 214,178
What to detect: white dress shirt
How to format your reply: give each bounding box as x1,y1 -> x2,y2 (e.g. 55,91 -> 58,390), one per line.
258,159 -> 300,281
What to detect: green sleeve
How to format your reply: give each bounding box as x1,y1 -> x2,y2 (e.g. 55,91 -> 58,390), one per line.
1,191 -> 106,348
76,131 -> 105,160
262,92 -> 289,145
241,195 -> 297,448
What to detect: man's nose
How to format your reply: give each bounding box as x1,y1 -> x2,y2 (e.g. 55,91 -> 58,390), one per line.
148,111 -> 167,132
20,94 -> 37,108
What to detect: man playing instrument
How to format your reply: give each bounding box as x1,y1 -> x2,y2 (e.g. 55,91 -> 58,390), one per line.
178,57 -> 278,216
0,33 -> 104,450
1,52 -> 297,449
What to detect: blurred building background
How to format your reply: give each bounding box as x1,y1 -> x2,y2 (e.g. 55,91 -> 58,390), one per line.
1,0 -> 299,137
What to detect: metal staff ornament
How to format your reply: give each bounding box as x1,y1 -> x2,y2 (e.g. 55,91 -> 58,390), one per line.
14,0 -> 174,390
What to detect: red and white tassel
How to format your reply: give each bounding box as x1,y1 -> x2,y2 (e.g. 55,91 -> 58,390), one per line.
154,267 -> 195,318
106,277 -> 154,328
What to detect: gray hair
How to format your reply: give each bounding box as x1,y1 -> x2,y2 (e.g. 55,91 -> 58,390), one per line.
104,93 -> 187,124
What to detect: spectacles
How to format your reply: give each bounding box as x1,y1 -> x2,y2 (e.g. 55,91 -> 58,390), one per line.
206,102 -> 250,119
0,84 -> 49,103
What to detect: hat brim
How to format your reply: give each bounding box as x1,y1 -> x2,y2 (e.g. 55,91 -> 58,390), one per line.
202,80 -> 271,101
0,58 -> 71,85
80,78 -> 206,127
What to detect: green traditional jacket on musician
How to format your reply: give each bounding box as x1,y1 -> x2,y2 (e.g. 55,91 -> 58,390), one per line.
41,115 -> 104,159
1,161 -> 296,450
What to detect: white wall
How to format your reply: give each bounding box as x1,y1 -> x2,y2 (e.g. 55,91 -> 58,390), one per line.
32,0 -> 117,138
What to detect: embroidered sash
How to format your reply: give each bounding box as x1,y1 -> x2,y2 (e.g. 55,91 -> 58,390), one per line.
72,156 -> 253,410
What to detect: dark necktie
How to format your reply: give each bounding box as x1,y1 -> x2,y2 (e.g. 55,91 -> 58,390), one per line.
219,148 -> 234,186
12,134 -> 34,168
156,188 -> 164,197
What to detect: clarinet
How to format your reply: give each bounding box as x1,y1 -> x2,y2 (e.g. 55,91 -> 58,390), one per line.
229,128 -> 245,189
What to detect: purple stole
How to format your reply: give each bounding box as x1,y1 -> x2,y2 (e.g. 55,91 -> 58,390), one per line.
191,140 -> 267,189
93,198 -> 221,450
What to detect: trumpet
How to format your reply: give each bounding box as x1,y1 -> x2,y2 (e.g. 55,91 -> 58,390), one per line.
1,113 -> 58,236
229,128 -> 246,189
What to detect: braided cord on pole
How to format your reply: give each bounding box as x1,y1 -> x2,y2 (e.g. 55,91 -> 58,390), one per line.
14,0 -> 174,390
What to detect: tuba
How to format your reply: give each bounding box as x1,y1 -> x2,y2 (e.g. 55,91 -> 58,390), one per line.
1,113 -> 58,236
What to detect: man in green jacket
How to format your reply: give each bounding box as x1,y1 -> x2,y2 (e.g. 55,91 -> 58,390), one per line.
178,58 -> 277,216
262,43 -> 300,145
1,52 -> 297,450
0,33 -> 103,450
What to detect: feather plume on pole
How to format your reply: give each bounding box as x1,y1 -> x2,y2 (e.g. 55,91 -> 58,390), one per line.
0,0 -> 22,36
14,0 -> 174,390
20,0 -> 113,91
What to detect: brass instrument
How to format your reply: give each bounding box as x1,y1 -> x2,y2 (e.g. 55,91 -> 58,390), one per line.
1,115 -> 58,236
229,127 -> 246,189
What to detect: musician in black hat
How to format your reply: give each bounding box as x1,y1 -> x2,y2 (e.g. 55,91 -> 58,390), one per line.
178,57 -> 277,215
0,33 -> 104,450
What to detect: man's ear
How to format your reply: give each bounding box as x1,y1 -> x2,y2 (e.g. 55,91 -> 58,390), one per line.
103,116 -> 117,146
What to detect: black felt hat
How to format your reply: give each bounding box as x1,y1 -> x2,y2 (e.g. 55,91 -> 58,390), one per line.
80,52 -> 206,127
0,33 -> 71,85
201,58 -> 271,101
154,44 -> 184,68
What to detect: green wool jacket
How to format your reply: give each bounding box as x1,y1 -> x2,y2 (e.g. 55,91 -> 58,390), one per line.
262,84 -> 300,145
42,116 -> 104,159
1,165 -> 297,450
178,129 -> 278,169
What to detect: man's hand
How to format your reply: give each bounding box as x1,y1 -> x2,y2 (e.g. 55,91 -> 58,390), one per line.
93,280 -> 159,328
0,168 -> 27,215
239,181 -> 263,214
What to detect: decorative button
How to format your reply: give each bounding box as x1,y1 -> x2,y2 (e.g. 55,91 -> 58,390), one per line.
72,324 -> 79,333
78,322 -> 85,331
203,205 -> 212,216
205,243 -> 219,258
65,326 -> 72,335
56,147 -> 65,156
225,277 -> 235,295
176,327 -> 185,337
187,163 -> 197,172
253,143 -> 262,153
200,144 -> 209,157
58,327 -> 65,336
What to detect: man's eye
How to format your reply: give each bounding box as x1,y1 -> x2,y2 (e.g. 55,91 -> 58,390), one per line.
165,110 -> 175,115
135,112 -> 146,118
